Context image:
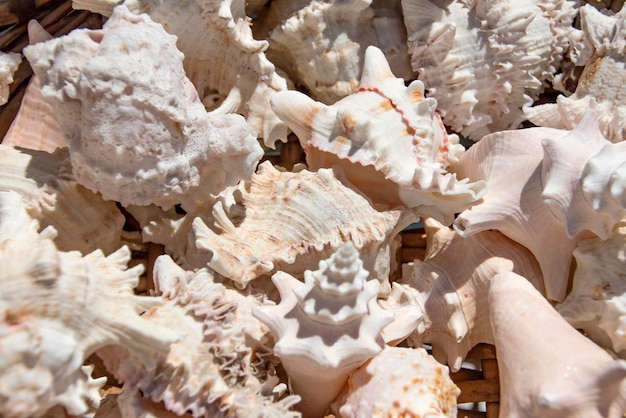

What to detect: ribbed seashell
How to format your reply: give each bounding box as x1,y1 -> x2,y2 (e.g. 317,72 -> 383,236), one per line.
330,346 -> 460,418
490,271 -> 626,418
270,46 -> 486,225
252,242 -> 395,418
98,254 -> 301,418
121,0 -> 291,146
558,220 -> 626,357
524,4 -> 626,143
193,161 -> 407,291
0,191 -> 178,418
266,0 -> 413,104
541,111 -> 626,239
402,0 -> 579,140
0,145 -> 124,255
23,5 -> 263,210
0,51 -> 21,106
2,21 -> 67,153
390,217 -> 543,371
452,126 -> 594,302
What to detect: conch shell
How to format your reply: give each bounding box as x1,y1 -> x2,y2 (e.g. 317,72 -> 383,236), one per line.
24,5 -> 263,210
270,45 -> 486,224
0,51 -> 21,106
253,242 -> 394,418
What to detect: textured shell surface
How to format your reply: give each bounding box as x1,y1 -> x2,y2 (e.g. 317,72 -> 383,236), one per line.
0,191 -> 178,418
0,144 -> 124,255
122,0 -> 291,146
490,271 -> 626,418
402,0 -> 579,140
2,21 -> 67,153
331,345 -> 460,418
0,51 -> 21,106
541,110 -> 626,239
193,161 -> 407,291
452,126 -> 594,302
23,5 -> 264,210
391,217 -> 543,371
252,242 -> 395,418
525,3 -> 626,143
270,46 -> 486,225
558,220 -> 626,357
97,254 -> 301,418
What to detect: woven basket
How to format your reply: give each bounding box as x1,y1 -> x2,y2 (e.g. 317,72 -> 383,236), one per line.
0,2 -> 500,417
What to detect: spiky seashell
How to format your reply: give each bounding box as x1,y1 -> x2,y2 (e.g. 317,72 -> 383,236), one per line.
0,191 -> 178,418
330,345 -> 460,418
98,255 -> 301,418
402,0 -> 579,140
542,111 -> 626,239
23,5 -> 263,210
558,220 -> 626,357
193,161 -> 407,291
270,46 -> 486,225
452,126 -> 594,302
0,51 -> 21,106
524,4 -> 626,143
0,145 -> 124,254
266,0 -> 412,104
253,242 -> 395,418
490,271 -> 626,418
121,0 -> 291,146
2,21 -> 67,153
391,217 -> 543,371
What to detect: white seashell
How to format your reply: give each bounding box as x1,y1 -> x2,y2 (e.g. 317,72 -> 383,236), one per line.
524,4 -> 626,143
541,110 -> 626,239
0,145 -> 125,255
2,21 -> 67,153
558,220 -> 626,357
122,0 -> 291,146
0,191 -> 178,418
330,345 -> 460,418
23,5 -> 264,210
98,254 -> 300,418
0,51 -> 21,106
402,0 -> 579,140
270,46 -> 486,225
252,242 -> 395,418
193,161 -> 408,291
392,217 -> 543,371
489,270 -> 626,418
452,126 -> 594,302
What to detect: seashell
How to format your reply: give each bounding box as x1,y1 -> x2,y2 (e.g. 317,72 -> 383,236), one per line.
0,190 -> 178,418
252,242 -> 395,418
72,0 -> 122,16
93,389 -> 192,418
122,0 -> 291,146
557,220 -> 626,357
97,254 -> 301,418
330,345 -> 460,418
2,21 -> 67,153
524,4 -> 626,143
265,0 -> 413,104
0,144 -> 125,255
193,161 -> 408,292
452,126 -> 594,302
23,5 -> 264,210
541,110 -> 626,239
270,46 -> 486,225
402,0 -> 579,140
0,51 -> 21,106
391,217 -> 543,371
489,270 -> 626,418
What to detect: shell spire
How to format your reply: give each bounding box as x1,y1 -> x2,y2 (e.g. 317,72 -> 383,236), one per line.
252,242 -> 394,418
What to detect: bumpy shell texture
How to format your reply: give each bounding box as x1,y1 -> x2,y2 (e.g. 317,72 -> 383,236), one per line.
270,45 -> 486,224
0,51 -> 21,106
24,5 -> 263,209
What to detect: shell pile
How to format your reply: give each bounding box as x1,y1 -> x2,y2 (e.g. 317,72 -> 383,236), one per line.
2,1 -> 626,417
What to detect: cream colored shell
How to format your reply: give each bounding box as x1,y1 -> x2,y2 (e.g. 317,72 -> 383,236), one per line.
0,51 -> 21,106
